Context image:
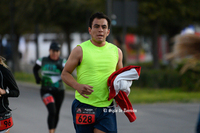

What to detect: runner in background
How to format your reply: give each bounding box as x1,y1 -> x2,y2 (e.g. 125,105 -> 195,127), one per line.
33,42 -> 67,133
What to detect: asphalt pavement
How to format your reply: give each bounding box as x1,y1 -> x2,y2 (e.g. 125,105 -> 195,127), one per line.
7,81 -> 200,133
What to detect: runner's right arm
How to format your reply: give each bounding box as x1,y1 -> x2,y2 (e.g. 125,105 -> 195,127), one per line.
33,63 -> 41,84
61,46 -> 93,98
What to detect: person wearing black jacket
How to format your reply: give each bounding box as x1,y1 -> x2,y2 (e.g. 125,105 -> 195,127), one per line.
0,56 -> 20,133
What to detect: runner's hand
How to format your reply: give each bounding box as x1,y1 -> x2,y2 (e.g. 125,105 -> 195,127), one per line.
76,84 -> 93,98
0,88 -> 6,97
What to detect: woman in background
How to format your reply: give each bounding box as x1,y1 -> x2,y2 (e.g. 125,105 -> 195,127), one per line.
33,42 -> 67,133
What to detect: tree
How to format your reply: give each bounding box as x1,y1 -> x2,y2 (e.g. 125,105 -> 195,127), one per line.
138,0 -> 200,69
18,0 -> 106,58
45,0 -> 106,57
0,0 -> 107,72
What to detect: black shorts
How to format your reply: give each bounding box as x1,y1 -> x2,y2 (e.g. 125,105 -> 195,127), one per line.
72,99 -> 117,133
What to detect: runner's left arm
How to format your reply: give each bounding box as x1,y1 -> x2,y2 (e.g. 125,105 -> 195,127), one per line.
3,67 -> 20,97
116,48 -> 123,71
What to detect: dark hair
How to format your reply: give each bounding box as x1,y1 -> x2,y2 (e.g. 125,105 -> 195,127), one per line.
89,12 -> 111,29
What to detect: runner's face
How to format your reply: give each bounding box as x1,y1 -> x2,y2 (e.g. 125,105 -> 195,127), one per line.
49,49 -> 60,60
89,18 -> 110,45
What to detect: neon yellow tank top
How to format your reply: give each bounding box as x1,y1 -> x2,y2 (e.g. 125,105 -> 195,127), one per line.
75,40 -> 118,107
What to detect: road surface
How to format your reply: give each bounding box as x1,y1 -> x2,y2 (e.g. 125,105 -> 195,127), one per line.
8,82 -> 200,133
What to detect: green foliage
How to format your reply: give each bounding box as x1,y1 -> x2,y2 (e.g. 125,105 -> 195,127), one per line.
132,61 -> 200,91
174,60 -> 200,91
137,0 -> 200,36
133,69 -> 182,88
1,0 -> 200,36
0,1 -> 10,34
0,0 -> 107,35
181,71 -> 200,91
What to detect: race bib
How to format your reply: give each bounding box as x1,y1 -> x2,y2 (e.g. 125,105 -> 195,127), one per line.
76,108 -> 96,125
0,112 -> 13,131
42,93 -> 55,105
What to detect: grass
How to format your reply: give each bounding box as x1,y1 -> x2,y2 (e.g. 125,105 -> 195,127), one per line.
128,87 -> 200,104
14,72 -> 36,83
14,72 -> 200,104
14,72 -> 75,90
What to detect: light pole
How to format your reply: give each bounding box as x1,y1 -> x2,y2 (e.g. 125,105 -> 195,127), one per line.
106,0 -> 113,43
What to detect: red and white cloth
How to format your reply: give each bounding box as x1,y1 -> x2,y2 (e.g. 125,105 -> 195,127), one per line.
107,65 -> 141,122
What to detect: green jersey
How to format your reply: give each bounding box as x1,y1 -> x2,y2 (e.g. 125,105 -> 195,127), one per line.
36,56 -> 67,90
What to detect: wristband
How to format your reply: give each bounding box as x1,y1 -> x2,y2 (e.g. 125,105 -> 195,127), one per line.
5,89 -> 9,94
